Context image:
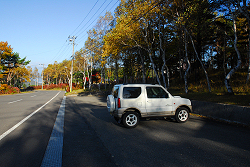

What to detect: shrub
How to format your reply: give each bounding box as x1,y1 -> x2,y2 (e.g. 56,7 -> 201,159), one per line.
0,84 -> 20,94
13,87 -> 20,93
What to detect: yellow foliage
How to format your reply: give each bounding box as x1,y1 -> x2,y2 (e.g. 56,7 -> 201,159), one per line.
0,84 -> 8,90
102,0 -> 160,66
0,41 -> 13,59
0,74 -> 6,79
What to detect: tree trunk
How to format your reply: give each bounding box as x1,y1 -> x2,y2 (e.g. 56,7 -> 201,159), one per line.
104,67 -> 106,90
247,55 -> 250,83
184,28 -> 211,92
83,58 -> 86,90
158,16 -> 167,88
115,59 -> 119,84
139,48 -> 146,83
166,66 -> 170,88
149,52 -> 161,85
225,5 -> 242,94
89,56 -> 93,90
237,0 -> 250,83
179,49 -> 183,79
184,30 -> 190,94
142,21 -> 161,85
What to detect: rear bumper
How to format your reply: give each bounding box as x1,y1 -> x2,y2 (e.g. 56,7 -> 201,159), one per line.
111,108 -> 126,118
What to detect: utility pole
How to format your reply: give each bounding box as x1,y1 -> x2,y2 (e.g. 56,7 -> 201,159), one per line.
68,36 -> 77,92
39,64 -> 45,90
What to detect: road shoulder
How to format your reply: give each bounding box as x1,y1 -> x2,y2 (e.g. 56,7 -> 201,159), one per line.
62,96 -> 117,167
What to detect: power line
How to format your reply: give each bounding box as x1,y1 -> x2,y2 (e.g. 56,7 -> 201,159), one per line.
48,1 -> 104,64
48,0 -> 120,65
70,0 -> 100,35
66,1 -> 161,59
78,0 -> 162,50
54,0 -> 110,61
57,46 -> 72,61
49,41 -> 68,64
75,0 -> 108,37
77,0 -> 118,44
122,1 -> 163,29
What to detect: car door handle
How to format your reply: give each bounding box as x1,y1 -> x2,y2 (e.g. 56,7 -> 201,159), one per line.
147,100 -> 151,103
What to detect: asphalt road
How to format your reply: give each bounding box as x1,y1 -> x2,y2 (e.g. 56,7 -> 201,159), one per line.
63,95 -> 250,167
0,92 -> 250,167
0,91 -> 64,167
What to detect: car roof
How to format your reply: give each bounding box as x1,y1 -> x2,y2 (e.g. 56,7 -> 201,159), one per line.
114,83 -> 161,87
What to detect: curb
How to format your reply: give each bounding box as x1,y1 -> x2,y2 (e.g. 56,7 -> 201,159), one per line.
191,100 -> 250,127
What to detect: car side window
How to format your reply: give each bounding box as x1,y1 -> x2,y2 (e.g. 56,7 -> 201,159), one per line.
146,87 -> 169,98
123,87 -> 141,98
112,86 -> 119,98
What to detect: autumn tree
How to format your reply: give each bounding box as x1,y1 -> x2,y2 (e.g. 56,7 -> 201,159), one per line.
103,0 -> 161,84
32,67 -> 39,86
237,0 -> 250,83
7,56 -> 30,85
13,66 -> 32,86
0,41 -> 31,86
0,41 -> 13,65
74,49 -> 88,89
49,0 -> 250,93
0,41 -> 13,82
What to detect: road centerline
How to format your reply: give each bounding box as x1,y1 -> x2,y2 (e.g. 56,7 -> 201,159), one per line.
8,99 -> 23,104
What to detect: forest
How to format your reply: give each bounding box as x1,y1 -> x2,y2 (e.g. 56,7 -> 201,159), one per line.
2,0 -> 250,94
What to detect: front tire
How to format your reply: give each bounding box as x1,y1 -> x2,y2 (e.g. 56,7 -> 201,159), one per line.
175,107 -> 189,123
122,111 -> 140,128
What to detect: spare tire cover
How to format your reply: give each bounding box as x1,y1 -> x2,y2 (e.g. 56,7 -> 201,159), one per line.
107,95 -> 115,113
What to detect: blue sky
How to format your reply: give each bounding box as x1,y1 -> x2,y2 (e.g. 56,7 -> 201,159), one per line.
1,0 -> 119,73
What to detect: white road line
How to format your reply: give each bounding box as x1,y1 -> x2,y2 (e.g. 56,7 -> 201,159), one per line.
31,95 -> 37,98
8,99 -> 23,104
41,96 -> 66,167
0,91 -> 61,141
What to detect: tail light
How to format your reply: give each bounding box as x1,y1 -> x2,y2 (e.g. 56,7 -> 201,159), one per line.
118,98 -> 121,108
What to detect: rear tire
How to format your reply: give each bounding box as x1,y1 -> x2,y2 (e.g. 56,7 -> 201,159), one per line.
114,116 -> 119,122
122,111 -> 140,128
114,116 -> 123,125
175,107 -> 189,123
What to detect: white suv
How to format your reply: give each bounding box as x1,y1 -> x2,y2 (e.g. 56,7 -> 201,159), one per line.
107,84 -> 192,128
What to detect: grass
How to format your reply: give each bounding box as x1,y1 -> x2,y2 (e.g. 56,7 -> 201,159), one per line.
64,83 -> 250,107
65,89 -> 84,96
167,70 -> 250,107
168,88 -> 250,107
66,87 -> 250,107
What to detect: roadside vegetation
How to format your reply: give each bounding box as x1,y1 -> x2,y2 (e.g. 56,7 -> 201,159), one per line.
0,84 -> 20,95
1,1 -> 249,106
0,41 -> 30,93
43,1 -> 250,99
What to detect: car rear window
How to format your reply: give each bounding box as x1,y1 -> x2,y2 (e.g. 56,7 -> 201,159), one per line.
123,87 -> 141,98
112,86 -> 119,98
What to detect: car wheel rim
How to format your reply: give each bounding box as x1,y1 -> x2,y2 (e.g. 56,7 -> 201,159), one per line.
125,114 -> 137,126
178,110 -> 188,121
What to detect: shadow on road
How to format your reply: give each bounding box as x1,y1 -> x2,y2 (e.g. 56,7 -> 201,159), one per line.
62,96 -> 117,167
68,94 -> 250,167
